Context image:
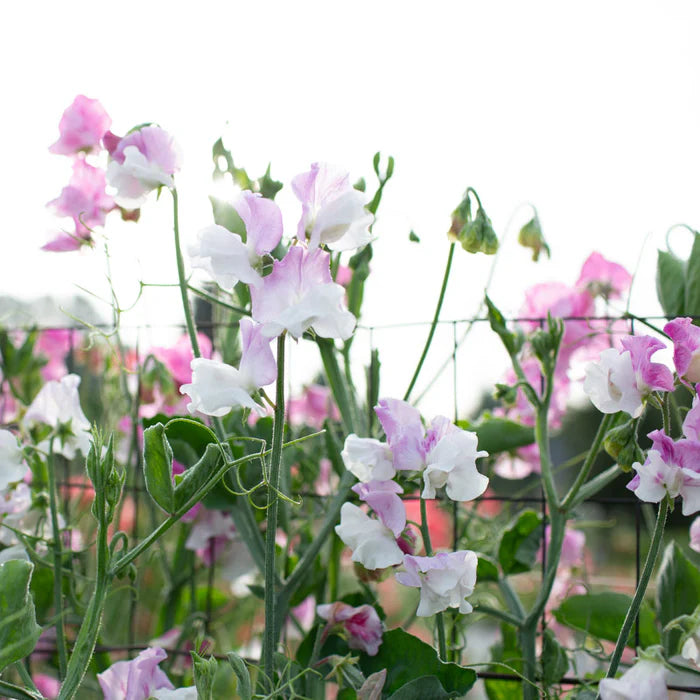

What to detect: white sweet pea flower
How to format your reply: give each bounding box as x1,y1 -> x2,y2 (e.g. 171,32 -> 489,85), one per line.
598,648 -> 668,699
422,428 -> 489,501
292,162 -> 374,251
24,374 -> 91,459
395,550 -> 478,617
335,503 -> 403,570
0,430 -> 28,491
180,318 -> 276,417
189,191 -> 283,290
583,348 -> 643,417
151,688 -> 198,700
341,435 -> 395,482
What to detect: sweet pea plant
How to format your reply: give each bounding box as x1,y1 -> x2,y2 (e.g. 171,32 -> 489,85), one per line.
3,95 -> 700,699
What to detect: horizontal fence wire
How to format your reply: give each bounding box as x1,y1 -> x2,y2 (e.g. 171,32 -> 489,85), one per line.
4,312 -> 698,693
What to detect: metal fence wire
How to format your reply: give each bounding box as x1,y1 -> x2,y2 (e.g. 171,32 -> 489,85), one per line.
6,312 -> 700,695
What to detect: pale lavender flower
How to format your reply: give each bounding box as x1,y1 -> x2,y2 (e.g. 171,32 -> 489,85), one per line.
341,435 -> 395,482
180,318 -> 276,417
292,162 -> 373,251
396,550 -> 478,617
189,190 -> 283,289
351,480 -> 405,537
598,649 -> 668,699
250,245 -> 355,340
97,646 -> 174,700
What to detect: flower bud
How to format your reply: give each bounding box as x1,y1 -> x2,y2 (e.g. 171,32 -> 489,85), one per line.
449,190 -> 498,255
518,215 -> 550,261
604,419 -> 643,471
397,524 -> 419,555
353,562 -> 393,583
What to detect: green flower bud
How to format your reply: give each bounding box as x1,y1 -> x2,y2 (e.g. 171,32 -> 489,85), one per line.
604,419 -> 643,471
518,215 -> 550,261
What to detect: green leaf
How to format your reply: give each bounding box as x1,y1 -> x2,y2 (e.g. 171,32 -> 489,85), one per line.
227,651 -> 252,700
209,196 -> 245,235
0,560 -> 41,671
459,414 -> 534,455
540,629 -> 568,686
656,542 -> 700,655
485,295 -> 521,357
686,233 -> 700,317
174,443 -> 222,511
553,592 -> 659,648
142,423 -> 175,514
656,249 -> 686,317
358,628 -> 476,697
358,669 -> 386,700
388,675 -> 459,699
498,510 -> 543,575
409,231 -> 420,243
476,555 -> 499,582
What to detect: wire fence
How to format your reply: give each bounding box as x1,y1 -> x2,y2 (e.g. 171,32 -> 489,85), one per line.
4,310 -> 700,696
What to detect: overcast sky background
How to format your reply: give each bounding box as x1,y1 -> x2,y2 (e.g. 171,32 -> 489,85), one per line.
3,1 -> 700,415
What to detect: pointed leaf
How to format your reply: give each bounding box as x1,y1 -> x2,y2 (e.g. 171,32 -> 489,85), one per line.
685,233 -> 700,317
656,250 -> 686,317
0,560 -> 41,671
143,423 -> 175,514
498,510 -> 543,575
175,442 -> 223,511
227,651 -> 252,700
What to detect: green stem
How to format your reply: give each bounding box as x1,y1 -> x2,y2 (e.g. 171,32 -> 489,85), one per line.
13,663 -> 39,695
420,497 -> 447,660
46,438 -> 68,680
187,284 -> 251,316
262,334 -> 287,689
404,243 -> 455,401
561,413 -> 614,510
603,498 -> 669,683
569,464 -> 622,511
58,450 -> 112,700
171,188 -> 200,358
498,579 -> 526,620
474,604 -> 522,627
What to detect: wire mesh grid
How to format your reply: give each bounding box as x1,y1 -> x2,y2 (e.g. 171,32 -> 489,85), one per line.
6,311 -> 700,695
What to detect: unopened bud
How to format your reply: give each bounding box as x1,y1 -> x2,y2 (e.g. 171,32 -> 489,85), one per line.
518,215 -> 550,262
397,525 -> 419,555
604,419 -> 643,471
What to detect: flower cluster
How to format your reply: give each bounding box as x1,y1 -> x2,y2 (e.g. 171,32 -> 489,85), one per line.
336,398 -> 486,616
45,96 -> 180,251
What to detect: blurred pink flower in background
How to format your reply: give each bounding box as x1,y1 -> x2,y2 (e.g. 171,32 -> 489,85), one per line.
49,95 -> 111,156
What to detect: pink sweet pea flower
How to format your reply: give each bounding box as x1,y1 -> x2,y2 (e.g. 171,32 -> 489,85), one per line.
335,502 -> 404,570
97,646 -> 174,700
576,252 -> 632,301
621,335 -> 674,394
292,162 -> 373,251
627,429 -> 700,515
317,601 -> 384,656
37,329 -> 81,380
664,318 -> 700,383
48,159 -> 114,231
49,95 -> 111,155
150,333 -> 213,387
537,525 -> 585,569
189,191 -> 283,289
351,480 -> 406,537
683,388 -> 700,441
250,245 -> 355,340
690,516 -> 700,554
396,550 -> 478,617
33,674 -> 60,699
106,126 -> 182,208
180,318 -> 276,417
374,398 -> 426,471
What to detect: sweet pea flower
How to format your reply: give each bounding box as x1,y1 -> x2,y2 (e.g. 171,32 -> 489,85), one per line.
690,516 -> 700,554
292,162 -> 373,251
422,428 -> 489,501
180,318 -> 276,417
0,429 -> 28,491
151,689 -> 198,699
36,329 -> 80,380
664,317 -> 700,383
627,429 -> 700,515
335,502 -> 404,570
583,336 -> 673,417
150,332 -> 213,387
576,251 -> 632,301
683,389 -> 700,442
395,550 -> 478,617
287,384 -> 340,428
598,648 -> 668,700
189,191 -> 283,289
374,399 -> 488,501
317,601 -> 384,656
106,126 -> 182,208
537,525 -> 585,568
341,435 -> 395,482
250,245 -> 355,340
97,646 -> 174,700
32,674 -> 60,699
351,481 -> 406,537
24,374 -> 91,458
49,95 -> 111,155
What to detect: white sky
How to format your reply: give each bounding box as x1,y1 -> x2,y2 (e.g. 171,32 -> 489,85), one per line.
3,1 -> 700,416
